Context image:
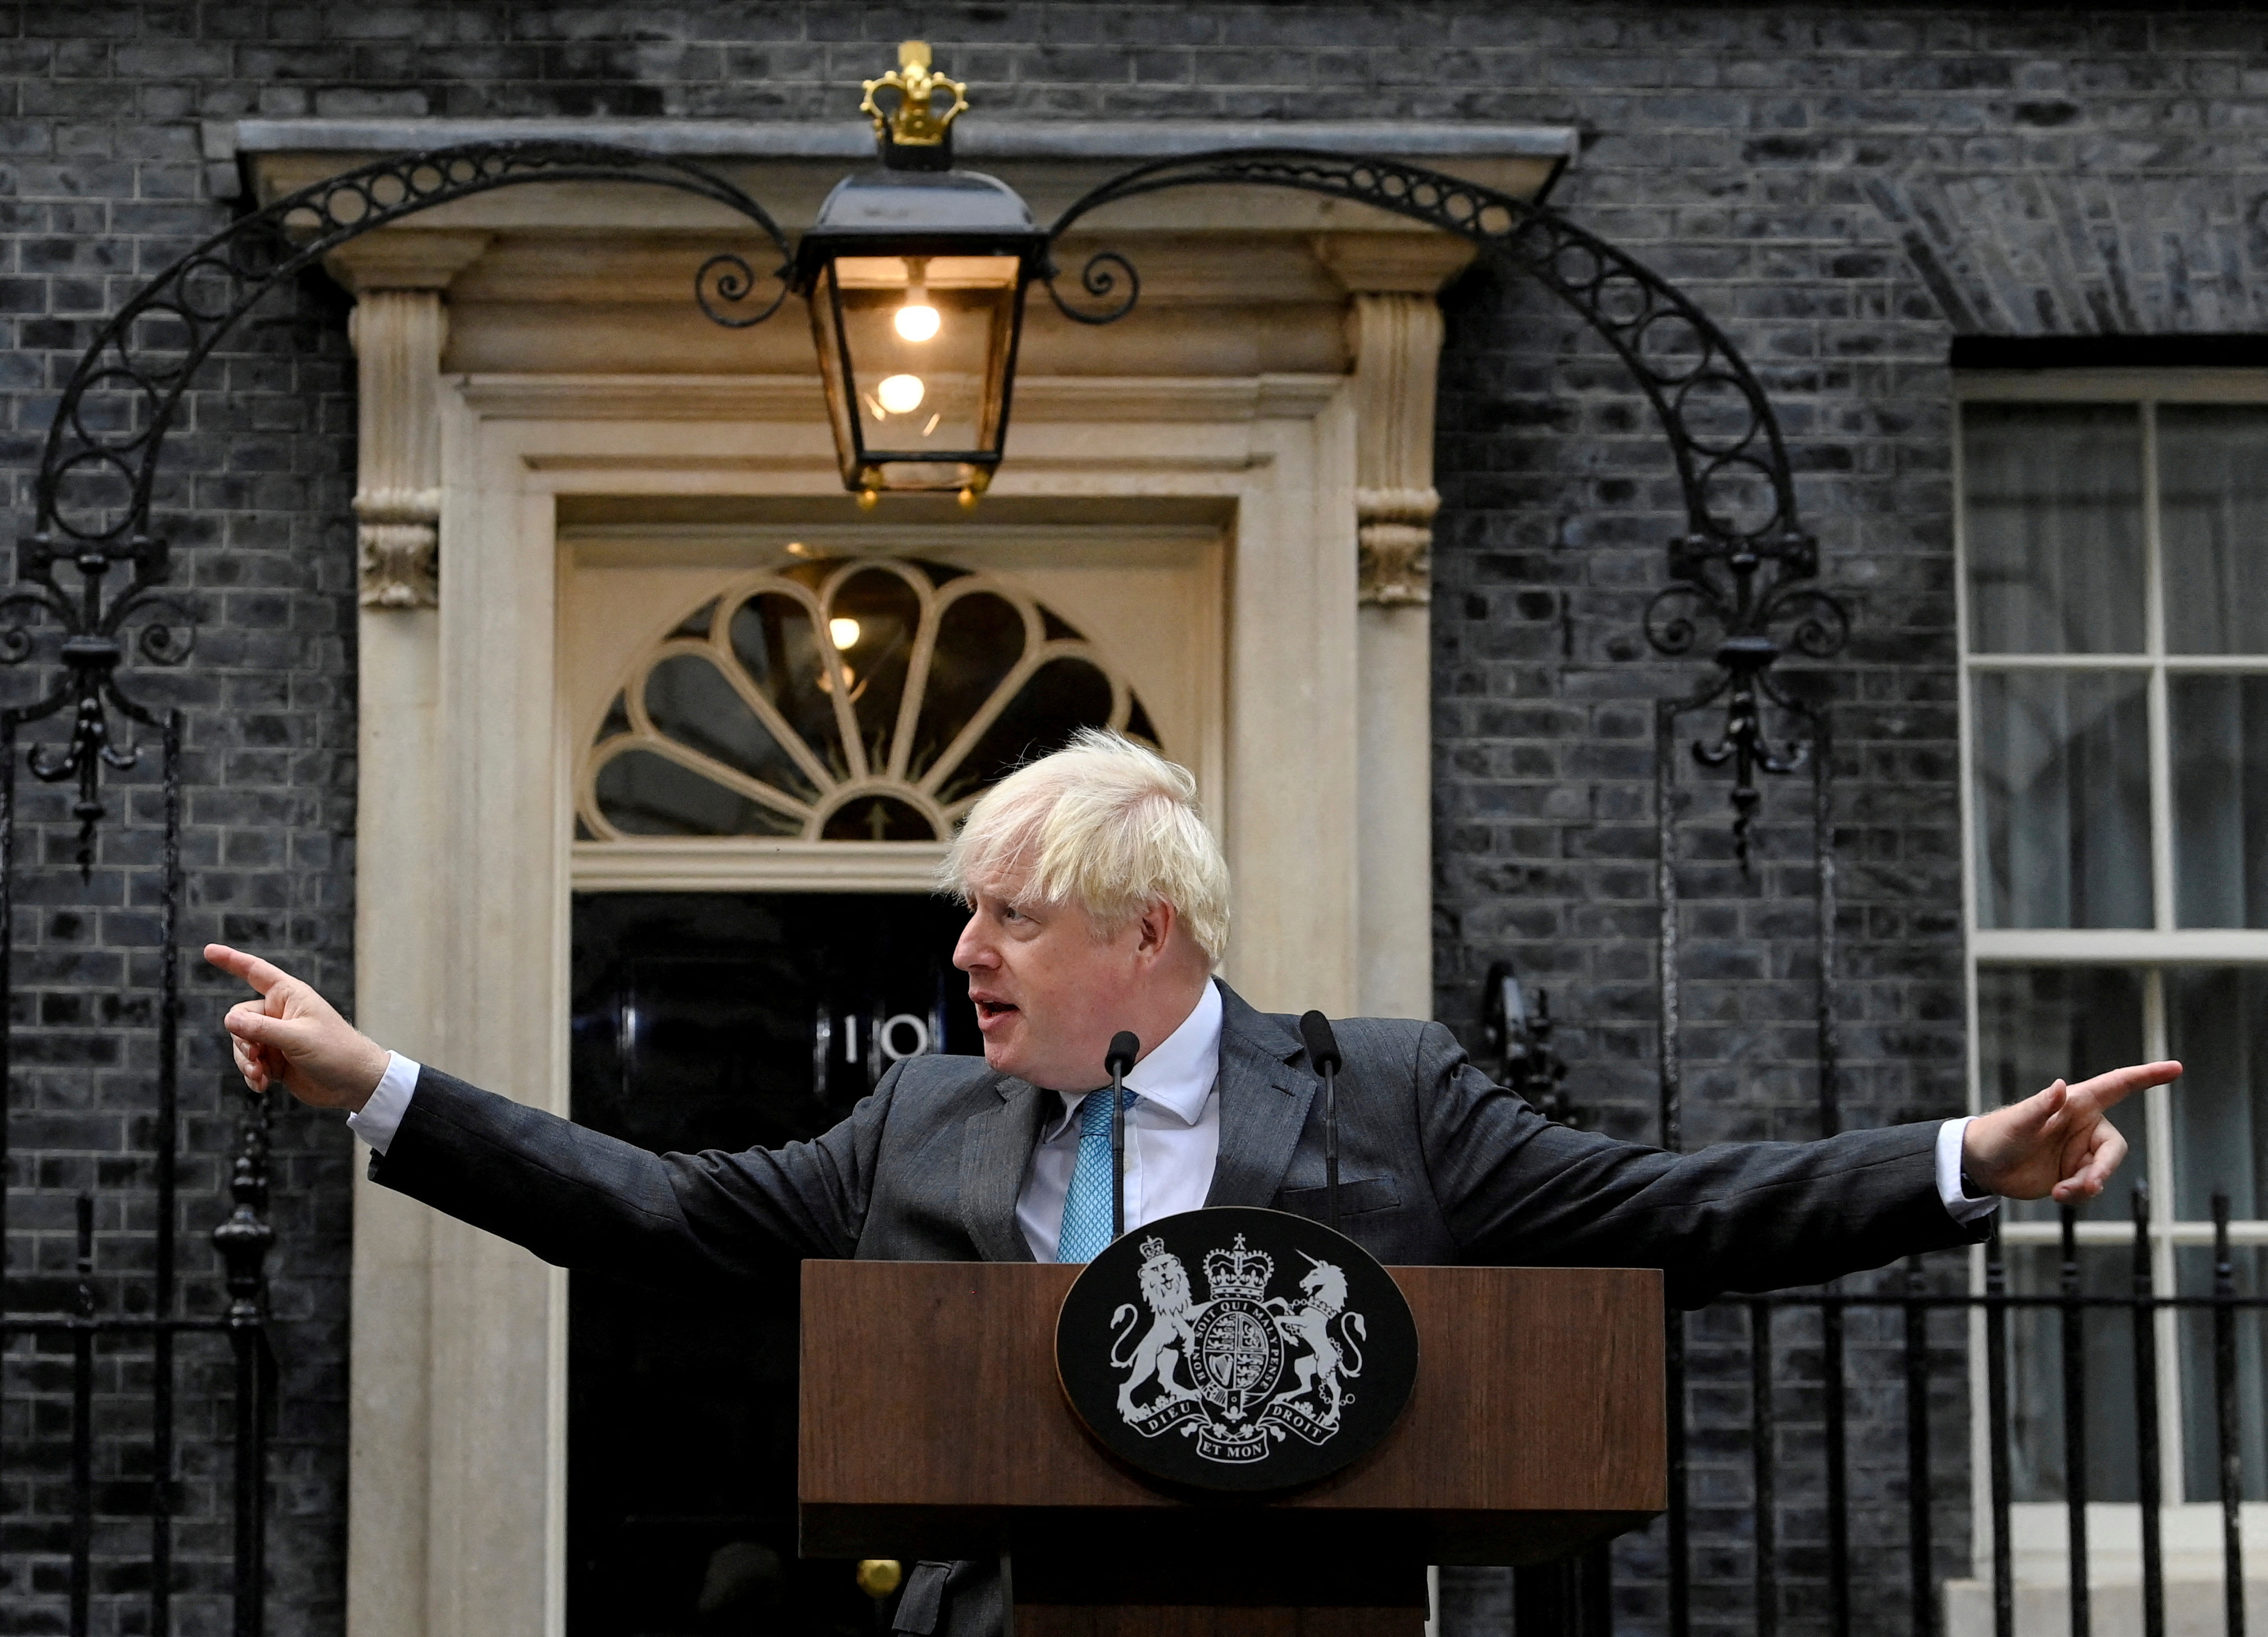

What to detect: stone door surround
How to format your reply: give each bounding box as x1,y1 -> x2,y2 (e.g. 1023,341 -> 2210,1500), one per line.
231,116 -> 1576,1637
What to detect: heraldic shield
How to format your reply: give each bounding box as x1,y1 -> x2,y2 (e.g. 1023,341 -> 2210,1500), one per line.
1055,1206 -> 1419,1494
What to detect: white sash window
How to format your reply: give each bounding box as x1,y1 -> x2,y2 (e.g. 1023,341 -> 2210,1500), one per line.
1957,373 -> 2268,1619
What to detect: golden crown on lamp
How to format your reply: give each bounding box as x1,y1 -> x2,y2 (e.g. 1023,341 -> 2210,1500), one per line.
797,42 -> 1045,509
860,40 -> 968,148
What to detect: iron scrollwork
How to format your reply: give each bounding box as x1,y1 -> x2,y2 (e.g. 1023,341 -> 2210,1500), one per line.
1042,249 -> 1140,326
1645,547 -> 1852,867
0,578 -> 195,877
21,141 -> 794,858
696,250 -> 793,329
1042,148 -> 1844,847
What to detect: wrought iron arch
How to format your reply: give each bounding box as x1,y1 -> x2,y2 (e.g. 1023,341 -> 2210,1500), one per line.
1046,148 -> 1849,864
1052,150 -> 1798,550
22,143 -> 796,863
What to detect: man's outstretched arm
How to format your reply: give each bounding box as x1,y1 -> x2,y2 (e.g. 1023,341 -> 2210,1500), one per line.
204,943 -> 877,1283
1414,1018 -> 2182,1306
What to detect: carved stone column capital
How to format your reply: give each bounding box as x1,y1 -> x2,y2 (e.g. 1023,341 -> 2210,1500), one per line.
1341,292 -> 1448,606
349,289 -> 449,610
332,232 -> 489,611
1354,486 -> 1441,608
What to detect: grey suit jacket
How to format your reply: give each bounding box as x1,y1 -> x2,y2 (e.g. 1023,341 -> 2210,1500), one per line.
374,978 -> 1984,1306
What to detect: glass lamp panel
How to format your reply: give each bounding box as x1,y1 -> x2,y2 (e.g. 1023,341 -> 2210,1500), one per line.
2159,404 -> 2268,655
1963,403 -> 2146,654
1974,966 -> 2146,1223
806,264 -> 863,488
2169,967 -> 2268,1220
1972,669 -> 2153,928
2172,673 -> 2268,927
829,253 -> 1020,489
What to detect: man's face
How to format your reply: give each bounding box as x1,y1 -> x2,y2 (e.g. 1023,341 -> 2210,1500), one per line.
951,879 -> 1154,1091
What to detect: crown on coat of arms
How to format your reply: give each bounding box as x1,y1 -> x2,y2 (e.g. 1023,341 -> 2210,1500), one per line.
1138,1234 -> 1168,1262
1204,1234 -> 1274,1301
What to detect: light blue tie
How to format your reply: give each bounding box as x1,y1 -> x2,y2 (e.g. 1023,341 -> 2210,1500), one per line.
1055,1087 -> 1135,1263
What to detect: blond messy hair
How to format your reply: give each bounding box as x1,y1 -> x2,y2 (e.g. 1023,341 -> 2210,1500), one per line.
939,728 -> 1230,963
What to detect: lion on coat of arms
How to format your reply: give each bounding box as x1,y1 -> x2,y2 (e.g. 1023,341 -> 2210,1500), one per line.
1108,1238 -> 1202,1417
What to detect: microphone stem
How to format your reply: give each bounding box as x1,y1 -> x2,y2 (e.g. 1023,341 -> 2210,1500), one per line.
1324,1062 -> 1340,1232
1108,1065 -> 1126,1244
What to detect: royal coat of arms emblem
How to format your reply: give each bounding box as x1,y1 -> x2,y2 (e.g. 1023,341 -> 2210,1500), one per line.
1056,1206 -> 1418,1493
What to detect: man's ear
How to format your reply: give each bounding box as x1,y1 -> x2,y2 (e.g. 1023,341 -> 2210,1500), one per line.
1136,898 -> 1177,959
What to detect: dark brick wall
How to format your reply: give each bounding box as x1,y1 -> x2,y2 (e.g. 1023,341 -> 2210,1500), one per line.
0,139 -> 360,1637
0,6 -> 2255,1637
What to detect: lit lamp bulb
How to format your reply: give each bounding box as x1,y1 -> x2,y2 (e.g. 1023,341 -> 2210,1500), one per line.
893,254 -> 939,342
828,616 -> 861,651
876,373 -> 925,415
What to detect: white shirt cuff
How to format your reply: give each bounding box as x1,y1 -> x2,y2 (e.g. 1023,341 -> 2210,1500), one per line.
346,1051 -> 422,1156
1937,1115 -> 1998,1223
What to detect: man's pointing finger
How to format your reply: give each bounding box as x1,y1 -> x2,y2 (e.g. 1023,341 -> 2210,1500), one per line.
2069,1059 -> 2184,1113
204,943 -> 296,996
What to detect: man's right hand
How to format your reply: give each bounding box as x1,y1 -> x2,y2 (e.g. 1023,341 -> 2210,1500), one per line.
206,944 -> 390,1111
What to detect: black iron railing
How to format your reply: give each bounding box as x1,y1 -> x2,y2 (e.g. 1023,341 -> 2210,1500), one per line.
1499,1187 -> 2267,1637
0,717 -> 276,1637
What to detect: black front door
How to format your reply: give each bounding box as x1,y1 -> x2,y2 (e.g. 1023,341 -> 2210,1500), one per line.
566,891 -> 978,1637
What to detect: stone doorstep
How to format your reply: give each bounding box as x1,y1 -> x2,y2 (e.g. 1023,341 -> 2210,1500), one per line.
1945,1577 -> 2268,1637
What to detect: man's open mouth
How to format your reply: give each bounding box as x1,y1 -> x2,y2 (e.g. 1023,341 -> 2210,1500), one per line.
975,1000 -> 1018,1021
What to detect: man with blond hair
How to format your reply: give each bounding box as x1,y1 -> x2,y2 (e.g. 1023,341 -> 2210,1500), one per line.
207,728 -> 2175,1635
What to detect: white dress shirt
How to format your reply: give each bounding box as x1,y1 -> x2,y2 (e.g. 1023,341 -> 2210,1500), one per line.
1014,978 -> 1224,1261
347,984 -> 1993,1240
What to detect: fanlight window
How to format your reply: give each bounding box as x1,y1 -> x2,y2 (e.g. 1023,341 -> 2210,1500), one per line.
579,556 -> 1157,844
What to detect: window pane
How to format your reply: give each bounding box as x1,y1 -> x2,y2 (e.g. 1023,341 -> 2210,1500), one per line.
592,748 -> 802,839
2169,967 -> 2268,1219
2160,404 -> 2268,655
1975,967 -> 2147,1223
2173,674 -> 2268,927
2178,1245 -> 2268,1501
1972,671 -> 2153,928
1963,403 -> 2146,654
2005,1245 -> 2143,1504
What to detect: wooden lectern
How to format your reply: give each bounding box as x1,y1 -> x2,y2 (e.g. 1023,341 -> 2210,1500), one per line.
801,1263 -> 1665,1637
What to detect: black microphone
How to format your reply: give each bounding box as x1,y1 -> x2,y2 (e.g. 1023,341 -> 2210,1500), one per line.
1298,1010 -> 1343,1232
1106,1030 -> 1140,1243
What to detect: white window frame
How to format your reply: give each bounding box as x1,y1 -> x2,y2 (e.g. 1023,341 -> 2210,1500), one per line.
1956,368 -> 2268,1584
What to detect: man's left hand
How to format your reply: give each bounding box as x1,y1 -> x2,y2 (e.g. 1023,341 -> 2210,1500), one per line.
1963,1060 -> 2183,1204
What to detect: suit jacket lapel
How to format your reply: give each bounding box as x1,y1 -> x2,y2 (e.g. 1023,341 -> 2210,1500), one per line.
960,1074 -> 1044,1263
1203,982 -> 1313,1210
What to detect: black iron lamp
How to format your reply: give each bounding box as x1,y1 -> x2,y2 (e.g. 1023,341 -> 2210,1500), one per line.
795,42 -> 1049,507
